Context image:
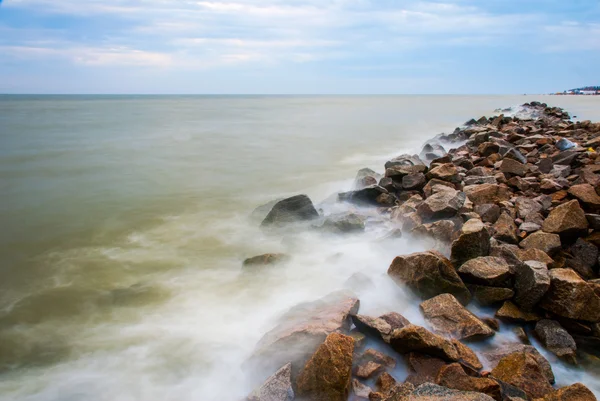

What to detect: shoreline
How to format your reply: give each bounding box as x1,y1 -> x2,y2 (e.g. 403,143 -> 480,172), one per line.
245,101 -> 600,401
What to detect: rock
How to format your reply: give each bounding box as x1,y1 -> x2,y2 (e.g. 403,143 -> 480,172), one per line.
424,179 -> 456,197
458,257 -> 512,287
464,176 -> 497,186
504,147 -> 528,164
321,213 -> 366,233
493,212 -> 518,244
296,333 -> 354,401
464,184 -> 511,206
339,185 -> 389,206
540,268 -> 600,322
451,219 -> 491,267
570,238 -> 598,271
540,383 -> 598,401
436,363 -> 502,401
514,260 -> 550,311
469,285 -> 514,306
251,199 -> 284,223
247,363 -> 294,401
351,315 -> 394,342
349,330 -> 366,350
586,213 -> 600,230
568,184 -> 600,210
542,200 -> 589,238
249,291 -> 359,374
355,168 -> 381,189
556,138 -> 576,151
406,383 -> 496,401
376,372 -> 397,394
481,343 -> 555,384
385,155 -> 426,169
420,294 -> 495,340
416,189 -> 466,222
243,254 -> 289,267
515,248 -> 554,267
389,324 -> 459,361
388,251 -> 471,305
496,301 -> 541,323
475,204 -> 501,223
534,319 -> 577,363
500,159 -> 528,177
354,361 -> 383,379
427,163 -> 460,183
357,348 -> 396,369
478,142 -> 500,157
490,352 -> 554,399
451,339 -> 483,371
519,222 -> 540,233
553,150 -> 578,166
515,197 -> 542,220
519,231 -> 561,255
261,195 -> 319,227
351,379 -> 372,400
513,327 -> 529,344
380,312 -> 412,330
405,353 -> 450,386
403,173 -> 427,190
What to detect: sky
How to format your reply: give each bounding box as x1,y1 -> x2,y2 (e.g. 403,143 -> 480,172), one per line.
0,0 -> 599,94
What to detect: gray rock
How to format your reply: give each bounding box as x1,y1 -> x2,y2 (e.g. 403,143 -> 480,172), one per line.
416,189 -> 466,222
500,158 -> 528,177
247,363 -> 294,401
338,185 -> 389,206
535,319 -> 577,363
403,173 -> 427,190
514,261 -> 550,311
408,383 -> 495,401
321,213 -> 366,233
451,219 -> 491,267
515,197 -> 542,220
261,195 -> 319,227
474,204 -> 501,223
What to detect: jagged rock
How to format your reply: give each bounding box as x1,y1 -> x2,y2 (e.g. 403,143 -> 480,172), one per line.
249,291 -> 359,374
354,361 -> 383,379
475,204 -> 501,223
351,379 -> 372,400
385,164 -> 427,180
357,349 -> 396,369
519,231 -> 561,255
388,251 -> 471,305
385,155 -> 426,169
490,352 -> 554,399
515,197 -> 542,220
496,301 -> 541,323
514,260 -> 550,311
500,159 -> 528,177
351,314 -> 394,342
416,189 -> 466,222
355,168 -> 381,189
403,173 -> 427,190
451,219 -> 491,267
568,184 -> 600,210
540,268 -> 600,322
542,199 -> 589,239
380,312 -> 412,331
247,363 -> 294,401
406,383 -> 496,401
427,163 -> 460,183
464,184 -> 511,205
436,363 -> 502,401
296,333 -> 354,401
261,195 -> 319,227
339,185 -> 389,206
389,324 -> 459,361
469,285 -> 514,306
493,212 -> 518,244
450,339 -> 482,371
570,238 -> 598,271
243,253 -> 289,267
539,383 -> 598,401
515,248 -> 554,267
405,353 -> 450,386
478,142 -> 500,157
481,343 -> 555,384
534,319 -> 577,363
376,372 -> 397,394
420,294 -> 495,340
424,179 -> 456,197
458,256 -> 512,287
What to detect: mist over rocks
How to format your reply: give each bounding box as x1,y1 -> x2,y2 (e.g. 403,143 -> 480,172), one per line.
245,102 -> 600,401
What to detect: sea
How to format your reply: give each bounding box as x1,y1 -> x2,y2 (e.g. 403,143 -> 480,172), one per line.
1,95 -> 599,400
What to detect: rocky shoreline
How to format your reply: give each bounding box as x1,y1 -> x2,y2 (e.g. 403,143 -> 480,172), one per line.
244,102 -> 600,401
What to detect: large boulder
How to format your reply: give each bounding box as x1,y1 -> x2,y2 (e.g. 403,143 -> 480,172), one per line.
404,383 -> 495,401
248,291 -> 359,373
481,343 -> 555,384
388,251 -> 471,305
261,195 -> 319,227
534,319 -> 577,363
458,256 -> 512,287
247,363 -> 294,401
338,185 -> 390,206
451,219 -> 491,267
519,231 -> 561,255
420,294 -> 495,340
490,352 -> 554,399
540,268 -> 600,322
389,324 -> 459,361
514,260 -> 550,311
416,189 -> 466,222
296,333 -> 354,401
464,184 -> 511,206
542,199 -> 589,239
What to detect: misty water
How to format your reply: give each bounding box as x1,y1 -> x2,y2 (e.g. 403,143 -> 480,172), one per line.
1,95 -> 600,400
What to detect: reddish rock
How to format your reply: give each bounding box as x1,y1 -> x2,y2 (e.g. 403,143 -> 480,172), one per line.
519,231 -> 562,255
464,184 -> 512,206
427,163 -> 461,183
542,199 -> 589,238
496,301 -> 541,323
500,158 -> 528,177
405,352 -> 449,386
417,188 -> 466,222
493,212 -> 519,244
568,184 -> 600,210
482,343 -> 555,384
354,361 -> 383,379
490,352 -> 554,399
436,363 -> 502,401
243,253 -> 289,267
469,285 -> 514,306
389,324 -> 459,361
540,268 -> 600,322
451,339 -> 483,371
458,256 -> 513,287
540,383 -> 598,401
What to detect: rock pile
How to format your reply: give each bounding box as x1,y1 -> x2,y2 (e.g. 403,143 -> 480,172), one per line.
246,102 -> 600,401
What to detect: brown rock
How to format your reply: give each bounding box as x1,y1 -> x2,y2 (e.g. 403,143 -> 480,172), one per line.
420,294 -> 495,340
427,163 -> 461,183
515,248 -> 554,267
568,184 -> 600,210
357,348 -> 396,369
379,312 -> 411,331
405,352 -> 449,386
424,179 -> 456,198
464,184 -> 511,206
519,231 -> 561,255
478,142 -> 500,157
496,301 -> 541,323
436,363 -> 502,401
417,188 -> 466,222
481,343 -> 555,384
475,204 -> 501,224
351,315 -> 394,342
243,253 -> 289,267
388,251 -> 471,305
389,324 -> 459,361
490,352 -> 553,399
354,361 -> 383,379
540,268 -> 600,322
542,199 -> 589,239
514,260 -> 550,311
469,285 -> 514,306
458,257 -> 512,287
451,339 -> 483,371
296,333 -> 354,401
351,379 -> 372,400
534,319 -> 577,363
451,219 -> 491,267
493,212 -> 519,244
376,372 -> 397,394
500,158 -> 528,177
540,383 -> 598,401
406,383 -> 496,400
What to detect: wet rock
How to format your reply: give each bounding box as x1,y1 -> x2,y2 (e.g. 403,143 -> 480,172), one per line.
403,173 -> 427,190
514,260 -> 550,311
475,204 -> 501,223
458,257 -> 512,287
427,163 -> 460,183
261,195 -> 320,227
357,348 -> 396,369
519,231 -> 561,255
481,343 -> 555,384
469,285 -> 514,306
436,363 -> 502,401
355,168 -> 381,189
375,372 -> 397,395
344,273 -> 375,293
542,200 -> 589,239
406,383 -> 496,401
451,219 -> 491,267
351,379 -> 372,400
379,312 -> 412,331
354,361 -> 383,379
513,327 -> 529,344
496,301 -> 541,323
389,324 -> 459,361
339,185 -> 389,206
540,268 -> 600,322
416,189 -> 466,222
534,319 -> 577,363
493,212 -> 518,244
296,333 -> 354,401
568,184 -> 600,210
388,251 -> 471,305
247,363 -> 294,401
451,339 -> 483,371
420,294 -> 495,340
500,159 -> 528,177
243,253 -> 289,267
540,383 -> 598,401
490,352 -> 554,399
321,213 -> 366,233
464,184 -> 511,206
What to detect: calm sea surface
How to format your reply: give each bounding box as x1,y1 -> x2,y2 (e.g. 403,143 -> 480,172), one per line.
1,95 -> 599,400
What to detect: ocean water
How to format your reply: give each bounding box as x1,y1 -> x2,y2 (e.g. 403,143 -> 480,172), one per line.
1,95 -> 600,400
